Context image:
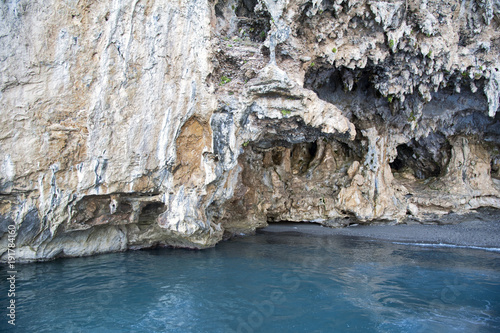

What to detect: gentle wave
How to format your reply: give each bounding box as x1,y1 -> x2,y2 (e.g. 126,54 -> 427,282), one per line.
4,233 -> 500,332
391,242 -> 500,252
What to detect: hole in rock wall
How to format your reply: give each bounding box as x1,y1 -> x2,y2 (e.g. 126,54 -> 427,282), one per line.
390,135 -> 451,180
210,1 -> 500,231
290,141 -> 317,175
304,65 -> 391,124
116,202 -> 132,214
70,194 -> 165,229
73,195 -> 131,225
389,150 -> 405,171
272,148 -> 284,165
138,202 -> 166,224
304,65 -> 499,187
219,135 -> 362,235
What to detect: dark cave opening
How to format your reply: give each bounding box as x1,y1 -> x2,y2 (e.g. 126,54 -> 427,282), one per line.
291,141 -> 318,175
308,140 -> 318,158
117,202 -> 132,214
389,144 -> 415,174
272,148 -> 284,165
138,202 -> 166,223
141,202 -> 165,215
389,152 -> 405,172
390,136 -> 451,180
303,64 -> 392,126
390,144 -> 440,180
304,64 -> 383,97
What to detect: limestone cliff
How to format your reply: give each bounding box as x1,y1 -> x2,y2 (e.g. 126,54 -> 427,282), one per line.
1,0 -> 499,261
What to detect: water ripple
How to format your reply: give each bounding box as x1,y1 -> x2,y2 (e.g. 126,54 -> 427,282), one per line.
1,234 -> 499,332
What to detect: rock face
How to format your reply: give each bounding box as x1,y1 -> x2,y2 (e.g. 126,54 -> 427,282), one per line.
0,0 -> 499,261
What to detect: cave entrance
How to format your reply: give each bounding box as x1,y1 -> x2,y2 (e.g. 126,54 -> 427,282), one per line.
390,135 -> 451,180
218,135 -> 361,236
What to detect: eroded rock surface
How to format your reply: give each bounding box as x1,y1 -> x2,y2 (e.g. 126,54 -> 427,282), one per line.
1,0 -> 499,261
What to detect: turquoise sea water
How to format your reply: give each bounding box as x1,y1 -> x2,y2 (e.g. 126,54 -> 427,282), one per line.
1,230 -> 499,332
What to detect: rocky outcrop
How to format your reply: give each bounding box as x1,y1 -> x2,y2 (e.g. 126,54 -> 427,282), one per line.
1,0 -> 499,261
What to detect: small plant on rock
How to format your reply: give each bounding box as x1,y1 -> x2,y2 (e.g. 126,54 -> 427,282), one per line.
408,111 -> 417,122
220,76 -> 231,85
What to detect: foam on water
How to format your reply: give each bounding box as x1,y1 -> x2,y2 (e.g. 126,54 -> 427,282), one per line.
392,242 -> 500,253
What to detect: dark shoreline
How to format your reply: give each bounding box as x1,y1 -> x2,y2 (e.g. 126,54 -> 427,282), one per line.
258,218 -> 500,250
